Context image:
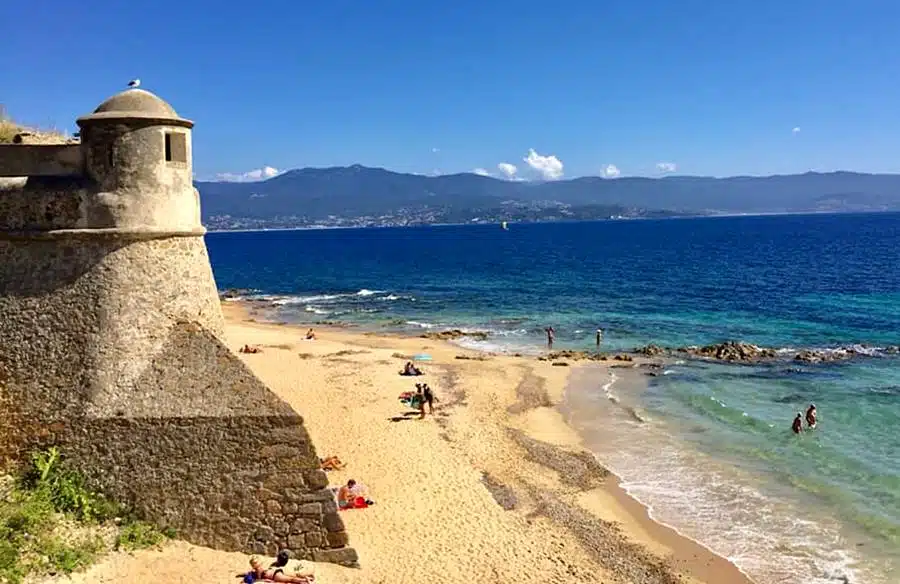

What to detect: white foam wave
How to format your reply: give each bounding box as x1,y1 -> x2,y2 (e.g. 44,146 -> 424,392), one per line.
304,305 -> 331,315
273,294 -> 345,305
581,426 -> 866,584
356,289 -> 380,296
405,321 -> 437,329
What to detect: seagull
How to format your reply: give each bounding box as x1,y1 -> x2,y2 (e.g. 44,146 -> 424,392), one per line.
127,79 -> 141,88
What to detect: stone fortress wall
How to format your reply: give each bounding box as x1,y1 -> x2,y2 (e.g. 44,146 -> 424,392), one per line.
0,88 -> 357,565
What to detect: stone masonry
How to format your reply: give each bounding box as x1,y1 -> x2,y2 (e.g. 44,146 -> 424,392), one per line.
0,88 -> 356,565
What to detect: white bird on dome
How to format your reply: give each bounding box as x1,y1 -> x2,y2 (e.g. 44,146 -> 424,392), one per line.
127,79 -> 141,88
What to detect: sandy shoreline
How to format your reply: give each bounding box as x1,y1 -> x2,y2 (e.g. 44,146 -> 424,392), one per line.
56,302 -> 754,584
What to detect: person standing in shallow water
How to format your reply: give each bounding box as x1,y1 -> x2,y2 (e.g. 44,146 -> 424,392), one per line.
596,328 -> 603,350
806,403 -> 817,428
792,412 -> 804,434
545,326 -> 555,350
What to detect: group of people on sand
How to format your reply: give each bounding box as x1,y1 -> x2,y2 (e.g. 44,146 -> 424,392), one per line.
792,403 -> 818,434
400,361 -> 423,376
241,551 -> 315,583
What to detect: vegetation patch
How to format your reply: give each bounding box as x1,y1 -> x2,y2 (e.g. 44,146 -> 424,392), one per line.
0,448 -> 174,583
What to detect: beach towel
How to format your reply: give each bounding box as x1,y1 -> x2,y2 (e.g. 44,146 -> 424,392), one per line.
339,496 -> 369,510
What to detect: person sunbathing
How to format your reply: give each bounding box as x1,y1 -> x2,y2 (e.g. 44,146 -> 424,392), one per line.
305,328 -> 316,340
400,361 -> 423,376
320,456 -> 345,471
240,344 -> 261,354
242,556 -> 315,583
337,479 -> 374,509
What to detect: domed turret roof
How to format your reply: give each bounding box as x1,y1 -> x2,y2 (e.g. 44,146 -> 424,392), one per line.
77,88 -> 193,128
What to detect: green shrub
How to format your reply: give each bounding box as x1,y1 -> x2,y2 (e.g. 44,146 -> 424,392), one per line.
115,521 -> 169,551
19,448 -> 120,522
0,448 -> 172,583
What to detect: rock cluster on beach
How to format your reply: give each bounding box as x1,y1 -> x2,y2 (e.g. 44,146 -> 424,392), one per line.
421,329 -> 489,341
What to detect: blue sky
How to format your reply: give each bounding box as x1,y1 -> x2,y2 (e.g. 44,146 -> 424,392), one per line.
3,0 -> 899,181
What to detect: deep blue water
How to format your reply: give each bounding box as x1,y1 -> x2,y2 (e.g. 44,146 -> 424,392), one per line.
208,213 -> 900,584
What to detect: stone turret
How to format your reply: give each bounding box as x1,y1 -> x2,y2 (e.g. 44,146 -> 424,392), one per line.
0,88 -> 356,565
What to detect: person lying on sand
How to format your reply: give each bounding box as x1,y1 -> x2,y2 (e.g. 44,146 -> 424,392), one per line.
241,556 -> 314,583
320,456 -> 345,471
337,479 -> 374,509
240,344 -> 262,354
305,328 -> 316,340
400,361 -> 423,376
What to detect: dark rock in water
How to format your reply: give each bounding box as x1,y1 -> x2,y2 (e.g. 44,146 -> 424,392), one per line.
678,341 -> 778,362
794,349 -> 855,363
884,346 -> 899,354
635,344 -> 668,357
421,329 -> 489,341
219,288 -> 253,300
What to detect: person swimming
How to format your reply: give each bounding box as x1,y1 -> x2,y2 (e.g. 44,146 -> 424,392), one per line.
792,412 -> 804,434
805,403 -> 817,428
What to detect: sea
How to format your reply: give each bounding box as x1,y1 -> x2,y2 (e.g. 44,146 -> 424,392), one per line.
207,213 -> 900,584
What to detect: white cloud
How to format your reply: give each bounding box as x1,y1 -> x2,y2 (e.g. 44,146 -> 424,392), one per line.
473,167 -> 491,176
497,162 -> 518,179
215,166 -> 280,182
432,147 -> 440,153
600,164 -> 620,178
656,162 -> 677,173
523,148 -> 564,180
792,127 -> 801,134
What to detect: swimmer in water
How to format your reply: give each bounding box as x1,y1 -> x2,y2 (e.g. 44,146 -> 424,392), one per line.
805,403 -> 817,428
792,412 -> 804,434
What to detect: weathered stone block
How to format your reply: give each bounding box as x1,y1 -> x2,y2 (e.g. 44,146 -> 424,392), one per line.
323,512 -> 345,533
265,500 -> 282,514
291,517 -> 319,534
326,531 -> 349,548
304,470 -> 329,490
313,547 -> 360,567
305,531 -> 325,547
297,503 -> 322,516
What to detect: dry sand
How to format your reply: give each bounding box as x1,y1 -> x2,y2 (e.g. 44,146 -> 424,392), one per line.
54,303 -> 754,584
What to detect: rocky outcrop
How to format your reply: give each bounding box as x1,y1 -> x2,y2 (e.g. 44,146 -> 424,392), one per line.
676,342 -> 778,362
635,344 -> 668,357
421,329 -> 489,341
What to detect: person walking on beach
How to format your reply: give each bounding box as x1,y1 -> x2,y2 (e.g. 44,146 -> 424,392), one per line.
423,383 -> 438,415
545,326 -> 555,350
792,412 -> 804,434
805,403 -> 817,428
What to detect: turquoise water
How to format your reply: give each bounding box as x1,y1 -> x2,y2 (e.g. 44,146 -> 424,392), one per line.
208,213 -> 900,583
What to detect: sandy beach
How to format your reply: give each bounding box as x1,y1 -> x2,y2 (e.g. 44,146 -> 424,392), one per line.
56,302 -> 754,584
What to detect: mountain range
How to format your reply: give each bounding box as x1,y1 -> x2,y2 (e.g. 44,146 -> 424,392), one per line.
196,166 -> 900,228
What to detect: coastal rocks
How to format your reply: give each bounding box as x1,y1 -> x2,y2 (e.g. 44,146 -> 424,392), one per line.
795,348 -> 857,363
677,341 -> 777,362
455,354 -> 492,361
635,344 -> 668,357
219,288 -> 253,300
421,329 -> 489,341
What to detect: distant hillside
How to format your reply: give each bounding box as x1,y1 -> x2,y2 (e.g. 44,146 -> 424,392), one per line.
196,166 -> 900,227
